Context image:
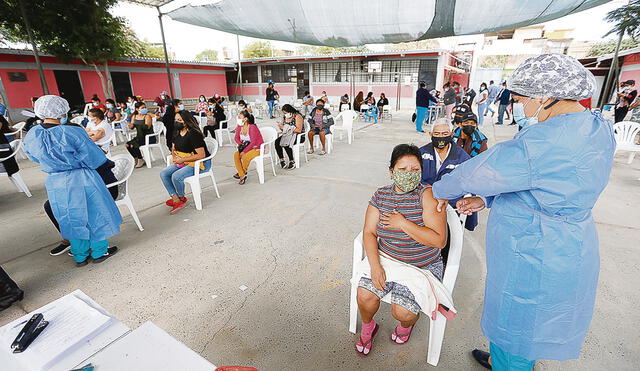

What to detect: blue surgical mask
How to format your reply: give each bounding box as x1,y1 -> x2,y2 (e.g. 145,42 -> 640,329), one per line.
60,117 -> 68,125
106,104 -> 113,109
139,108 -> 148,115
513,100 -> 541,129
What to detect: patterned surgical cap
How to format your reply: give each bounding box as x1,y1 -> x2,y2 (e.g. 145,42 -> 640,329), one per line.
507,54 -> 596,100
34,95 -> 70,119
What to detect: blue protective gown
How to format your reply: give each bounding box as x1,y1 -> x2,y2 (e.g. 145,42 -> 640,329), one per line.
431,110 -> 615,361
24,124 -> 122,241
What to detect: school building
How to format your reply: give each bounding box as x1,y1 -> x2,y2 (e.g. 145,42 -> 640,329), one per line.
0,48 -> 232,120
225,49 -> 472,110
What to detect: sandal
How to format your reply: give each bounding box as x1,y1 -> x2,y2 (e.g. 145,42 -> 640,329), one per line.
355,323 -> 379,356
307,149 -> 314,154
233,173 -> 240,179
391,324 -> 413,344
239,176 -> 247,185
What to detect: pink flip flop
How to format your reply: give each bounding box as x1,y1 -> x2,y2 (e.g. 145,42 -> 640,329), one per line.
390,324 -> 413,345
355,324 -> 380,356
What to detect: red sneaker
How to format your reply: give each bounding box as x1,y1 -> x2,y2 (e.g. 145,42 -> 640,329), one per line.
170,198 -> 188,214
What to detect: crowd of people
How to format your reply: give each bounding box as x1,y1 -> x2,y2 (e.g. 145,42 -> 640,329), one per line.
0,53 -> 623,371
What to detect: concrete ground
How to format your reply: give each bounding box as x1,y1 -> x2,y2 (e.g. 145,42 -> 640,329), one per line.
1,111 -> 638,370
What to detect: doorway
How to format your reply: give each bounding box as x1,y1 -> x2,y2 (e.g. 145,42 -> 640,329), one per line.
54,70 -> 84,111
110,71 -> 133,103
295,64 -> 309,99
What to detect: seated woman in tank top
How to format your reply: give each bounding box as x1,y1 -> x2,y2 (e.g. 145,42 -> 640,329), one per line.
355,144 -> 447,356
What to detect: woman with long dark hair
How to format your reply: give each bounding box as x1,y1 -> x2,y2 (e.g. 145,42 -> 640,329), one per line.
160,110 -> 210,214
233,111 -> 264,185
126,101 -> 155,168
274,104 -> 304,169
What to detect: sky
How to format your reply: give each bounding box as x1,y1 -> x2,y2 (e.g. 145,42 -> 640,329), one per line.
110,0 -> 628,61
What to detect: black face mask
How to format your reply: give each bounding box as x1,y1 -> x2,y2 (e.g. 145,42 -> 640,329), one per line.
431,135 -> 452,149
462,125 -> 476,136
175,121 -> 184,131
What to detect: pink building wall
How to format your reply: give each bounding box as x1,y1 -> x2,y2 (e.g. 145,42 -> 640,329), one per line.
179,73 -> 227,98
1,69 -> 58,108
79,71 -> 107,102
130,72 -> 172,100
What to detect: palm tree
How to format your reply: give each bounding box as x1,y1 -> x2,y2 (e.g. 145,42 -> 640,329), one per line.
605,0 -> 640,42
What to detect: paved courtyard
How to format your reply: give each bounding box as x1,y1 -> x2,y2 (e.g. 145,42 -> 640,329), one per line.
1,112 -> 638,370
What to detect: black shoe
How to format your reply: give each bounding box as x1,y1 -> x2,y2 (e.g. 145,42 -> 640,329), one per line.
494,123 -> 503,125
472,349 -> 492,370
93,246 -> 118,264
76,258 -> 90,267
508,122 -> 516,126
50,242 -> 71,256
287,161 -> 295,169
279,160 -> 286,169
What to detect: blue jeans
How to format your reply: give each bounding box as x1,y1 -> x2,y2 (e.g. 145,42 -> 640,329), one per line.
70,239 -> 108,263
415,106 -> 428,131
497,104 -> 508,125
490,342 -> 535,371
267,100 -> 275,117
160,161 -> 211,197
477,103 -> 487,126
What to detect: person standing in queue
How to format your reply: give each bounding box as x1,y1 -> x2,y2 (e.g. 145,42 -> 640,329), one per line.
415,82 -> 437,132
266,81 -> 279,119
431,54 -> 615,370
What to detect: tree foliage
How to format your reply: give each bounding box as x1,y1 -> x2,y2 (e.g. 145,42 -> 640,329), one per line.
604,0 -> 640,42
242,41 -> 273,58
195,49 -> 218,62
0,0 -> 145,98
295,44 -> 370,56
587,38 -> 638,57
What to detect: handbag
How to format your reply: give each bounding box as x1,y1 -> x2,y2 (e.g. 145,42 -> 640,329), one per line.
237,140 -> 250,152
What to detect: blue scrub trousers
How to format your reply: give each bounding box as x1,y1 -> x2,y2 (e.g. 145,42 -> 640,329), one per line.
70,239 -> 109,263
267,100 -> 275,117
490,342 -> 535,371
415,106 -> 428,132
160,160 -> 212,197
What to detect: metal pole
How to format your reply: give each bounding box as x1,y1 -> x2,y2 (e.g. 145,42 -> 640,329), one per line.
236,34 -> 244,99
157,6 -> 175,98
18,0 -> 48,95
599,28 -> 625,108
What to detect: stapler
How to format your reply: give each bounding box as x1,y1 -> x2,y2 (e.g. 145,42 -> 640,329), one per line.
11,313 -> 49,353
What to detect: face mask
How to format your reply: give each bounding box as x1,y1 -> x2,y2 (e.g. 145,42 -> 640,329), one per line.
237,117 -> 244,126
175,121 -> 184,130
513,99 -> 544,129
139,108 -> 148,115
239,105 -> 244,109
200,98 -> 205,102
317,105 -> 324,110
92,102 -> 99,106
60,117 -> 68,125
462,125 -> 476,136
105,104 -> 112,109
209,105 -> 215,110
284,113 -> 292,119
178,104 -> 185,110
431,135 -> 452,149
392,170 -> 422,193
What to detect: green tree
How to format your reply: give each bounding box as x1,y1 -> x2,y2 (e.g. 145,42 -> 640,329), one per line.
242,41 -> 272,58
587,39 -> 638,57
134,41 -> 167,59
604,0 -> 640,42
195,49 -> 218,61
0,0 -> 142,99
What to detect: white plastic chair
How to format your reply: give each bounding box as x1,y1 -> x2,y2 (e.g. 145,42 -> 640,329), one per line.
291,122 -> 309,169
5,121 -> 25,139
111,114 -> 130,145
140,121 -> 166,168
0,139 -> 31,197
613,121 -> 640,164
309,125 -> 334,154
249,127 -> 277,184
332,110 -> 357,144
181,138 -> 221,210
348,205 -> 466,366
106,154 -> 143,231
196,113 -> 208,131
214,120 -> 233,147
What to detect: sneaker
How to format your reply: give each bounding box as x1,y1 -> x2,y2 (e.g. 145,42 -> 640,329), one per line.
93,246 -> 118,264
307,149 -> 314,154
165,197 -> 186,207
135,159 -> 145,168
319,151 -> 326,155
280,160 -> 286,169
50,242 -> 70,256
170,198 -> 188,214
287,161 -> 295,169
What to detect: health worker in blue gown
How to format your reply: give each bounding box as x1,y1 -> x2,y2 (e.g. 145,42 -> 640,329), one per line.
431,54 -> 615,370
24,95 -> 121,267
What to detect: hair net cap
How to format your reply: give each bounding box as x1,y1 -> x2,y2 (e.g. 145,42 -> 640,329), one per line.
507,53 -> 596,100
34,95 -> 70,119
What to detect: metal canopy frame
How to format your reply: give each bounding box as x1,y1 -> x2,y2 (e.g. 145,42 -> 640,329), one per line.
122,0 -> 178,98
